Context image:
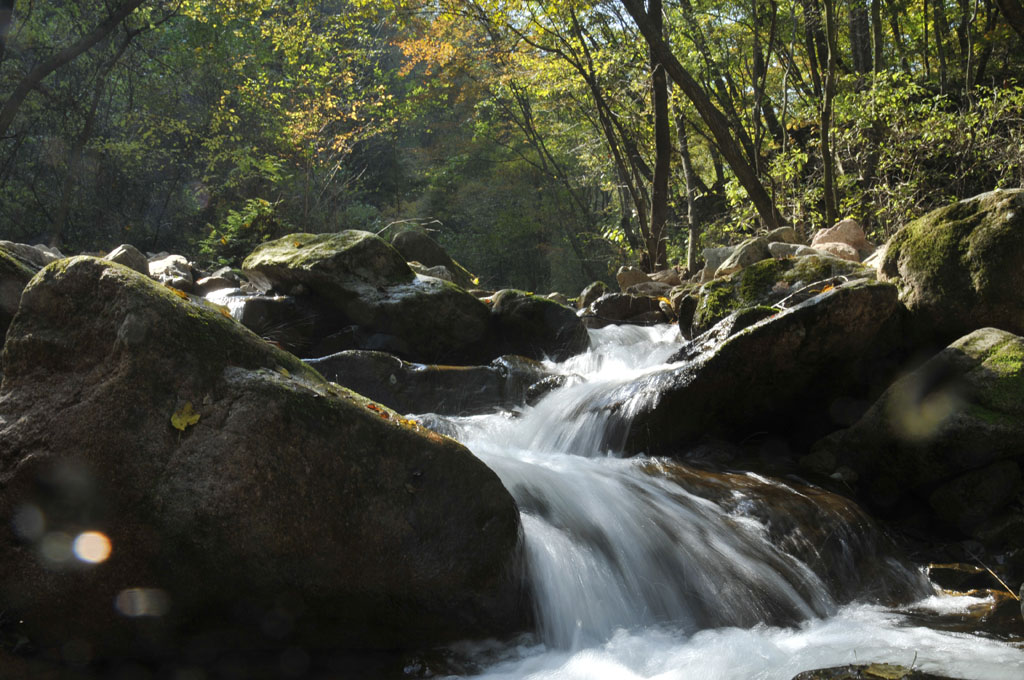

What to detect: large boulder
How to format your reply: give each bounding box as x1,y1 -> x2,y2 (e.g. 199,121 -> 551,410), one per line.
624,278 -> 902,454
308,351 -> 555,416
0,257 -> 525,660
804,327 -> 1024,533
811,217 -> 874,254
391,229 -> 477,290
690,254 -> 872,335
581,293 -> 666,329
714,236 -> 772,277
243,232 -> 492,363
879,189 -> 1024,343
0,246 -> 35,340
490,289 -> 589,361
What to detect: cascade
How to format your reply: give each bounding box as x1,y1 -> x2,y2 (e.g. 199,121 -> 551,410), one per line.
414,325 -> 1024,679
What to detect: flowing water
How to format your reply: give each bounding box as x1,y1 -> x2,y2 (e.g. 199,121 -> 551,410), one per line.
412,325 -> 1024,680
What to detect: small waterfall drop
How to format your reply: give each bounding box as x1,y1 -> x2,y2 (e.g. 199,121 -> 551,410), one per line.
414,325 -> 1024,679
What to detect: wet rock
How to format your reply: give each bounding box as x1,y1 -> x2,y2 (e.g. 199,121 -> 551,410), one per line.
582,293 -> 664,329
243,232 -> 492,364
490,289 -> 589,361
577,280 -> 609,309
105,244 -> 148,275
879,189 -> 1024,343
805,327 -> 1024,532
0,257 -> 525,659
669,306 -> 778,363
616,265 -> 650,291
391,230 -> 477,290
148,253 -> 194,291
792,664 -> 959,680
626,278 -> 901,454
0,246 -> 35,339
308,351 -> 554,416
715,237 -> 771,277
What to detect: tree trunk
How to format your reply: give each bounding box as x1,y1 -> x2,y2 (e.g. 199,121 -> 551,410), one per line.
821,0 -> 839,226
619,0 -> 786,229
647,0 -> 671,271
677,116 -> 700,275
995,0 -> 1024,38
872,0 -> 886,72
849,4 -> 873,73
0,0 -> 13,64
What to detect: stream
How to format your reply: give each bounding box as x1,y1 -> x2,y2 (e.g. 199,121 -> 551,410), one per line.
412,324 -> 1024,679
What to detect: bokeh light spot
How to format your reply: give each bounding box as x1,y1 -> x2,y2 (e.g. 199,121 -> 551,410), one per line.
73,531 -> 112,564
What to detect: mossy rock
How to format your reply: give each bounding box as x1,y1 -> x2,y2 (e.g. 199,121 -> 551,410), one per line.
806,327 -> 1024,529
491,289 -> 589,361
0,257 -> 525,659
879,188 -> 1024,342
690,255 -> 870,335
0,246 -> 36,339
391,229 -> 477,290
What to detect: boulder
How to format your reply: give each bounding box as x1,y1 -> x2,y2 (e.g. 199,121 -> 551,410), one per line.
700,245 -> 735,282
243,232 -> 493,364
625,281 -> 672,297
391,230 -> 477,290
805,327 -> 1024,531
408,261 -> 455,282
0,257 -> 525,659
0,246 -> 35,339
714,237 -> 772,277
879,189 -> 1024,343
545,292 -> 569,306
765,226 -> 800,244
577,280 -> 609,309
490,289 -> 589,361
616,265 -> 650,291
625,278 -> 902,453
105,244 -> 148,275
811,217 -> 873,253
148,253 -> 194,291
0,240 -> 60,269
691,254 -> 874,336
769,242 -> 818,259
649,268 -> 682,286
813,242 -> 861,262
308,351 -> 555,416
583,293 -> 665,329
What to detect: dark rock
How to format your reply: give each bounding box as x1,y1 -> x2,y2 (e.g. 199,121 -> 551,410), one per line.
625,281 -> 672,297
625,278 -> 901,454
669,306 -> 778,363
879,188 -> 1024,343
792,664 -> 960,680
0,240 -> 60,269
0,257 -> 525,659
408,261 -> 455,282
391,230 -> 476,290
0,246 -> 35,340
243,232 -> 492,364
804,327 -> 1024,529
577,280 -> 609,309
308,350 -> 555,416
583,293 -> 664,328
491,290 -> 589,361
105,244 -> 148,275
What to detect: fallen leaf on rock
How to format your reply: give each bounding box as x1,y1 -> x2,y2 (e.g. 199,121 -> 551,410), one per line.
171,402 -> 200,431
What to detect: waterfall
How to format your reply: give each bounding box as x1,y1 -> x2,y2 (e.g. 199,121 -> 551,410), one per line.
414,325 -> 1024,679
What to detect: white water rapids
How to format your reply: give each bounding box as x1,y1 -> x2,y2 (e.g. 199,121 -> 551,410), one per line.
412,325 -> 1024,679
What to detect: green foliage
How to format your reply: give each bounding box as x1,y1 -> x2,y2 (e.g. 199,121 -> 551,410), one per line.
199,198 -> 292,267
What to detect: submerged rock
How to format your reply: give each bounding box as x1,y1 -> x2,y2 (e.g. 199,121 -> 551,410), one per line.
879,188 -> 1024,342
308,350 -> 555,416
0,257 -> 524,659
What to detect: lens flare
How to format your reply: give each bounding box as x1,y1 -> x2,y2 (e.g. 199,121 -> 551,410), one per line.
72,531 -> 112,564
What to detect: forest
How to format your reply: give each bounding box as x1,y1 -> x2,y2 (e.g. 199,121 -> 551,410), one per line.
2,0 -> 1024,293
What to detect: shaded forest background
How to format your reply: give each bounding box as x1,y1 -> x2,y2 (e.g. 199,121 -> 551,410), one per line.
2,0 -> 1024,294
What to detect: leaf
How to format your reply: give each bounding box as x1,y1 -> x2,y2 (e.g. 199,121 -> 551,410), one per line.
165,286 -> 189,299
171,402 -> 200,431
276,367 -> 290,377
